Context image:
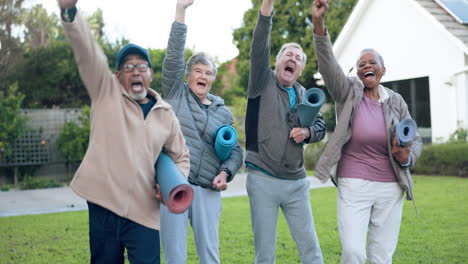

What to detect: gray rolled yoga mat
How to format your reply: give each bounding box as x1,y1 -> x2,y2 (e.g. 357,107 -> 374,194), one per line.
155,152 -> 194,214
396,118 -> 417,147
296,88 -> 326,127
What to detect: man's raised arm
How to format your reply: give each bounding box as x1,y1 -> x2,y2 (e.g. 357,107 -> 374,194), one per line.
59,0 -> 114,100
248,0 -> 275,98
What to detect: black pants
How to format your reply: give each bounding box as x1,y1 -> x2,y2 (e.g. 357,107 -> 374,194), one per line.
87,202 -> 160,264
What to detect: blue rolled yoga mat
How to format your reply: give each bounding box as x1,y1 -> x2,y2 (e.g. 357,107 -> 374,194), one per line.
396,118 -> 417,147
296,88 -> 326,127
214,125 -> 238,162
155,152 -> 193,214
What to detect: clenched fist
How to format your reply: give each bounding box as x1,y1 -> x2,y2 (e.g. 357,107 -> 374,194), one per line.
177,0 -> 194,9
290,127 -> 311,144
58,0 -> 77,9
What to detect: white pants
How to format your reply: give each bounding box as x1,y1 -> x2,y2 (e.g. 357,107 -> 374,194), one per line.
337,178 -> 404,264
160,185 -> 222,264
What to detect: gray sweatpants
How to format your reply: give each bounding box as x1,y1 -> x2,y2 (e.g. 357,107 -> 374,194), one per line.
246,167 -> 324,264
160,184 -> 222,264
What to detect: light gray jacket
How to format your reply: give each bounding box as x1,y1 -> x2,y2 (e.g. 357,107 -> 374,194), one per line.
162,21 -> 243,190
314,33 -> 423,200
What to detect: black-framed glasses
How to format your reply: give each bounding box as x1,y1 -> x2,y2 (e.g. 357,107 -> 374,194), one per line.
121,63 -> 149,72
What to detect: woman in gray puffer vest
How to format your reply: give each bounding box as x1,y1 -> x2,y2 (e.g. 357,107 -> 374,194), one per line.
159,1 -> 243,264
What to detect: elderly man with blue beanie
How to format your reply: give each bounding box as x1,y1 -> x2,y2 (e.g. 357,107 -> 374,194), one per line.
58,0 -> 190,263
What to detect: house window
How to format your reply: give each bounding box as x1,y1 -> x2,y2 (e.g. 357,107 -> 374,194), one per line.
382,77 -> 432,143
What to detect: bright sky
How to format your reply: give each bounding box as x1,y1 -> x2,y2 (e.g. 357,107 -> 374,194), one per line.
33,0 -> 253,63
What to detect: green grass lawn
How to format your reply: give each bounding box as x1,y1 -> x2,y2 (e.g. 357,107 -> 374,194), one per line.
1,175 -> 467,263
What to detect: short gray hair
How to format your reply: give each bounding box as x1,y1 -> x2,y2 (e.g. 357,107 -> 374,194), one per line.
185,52 -> 217,79
276,42 -> 307,70
356,48 -> 385,68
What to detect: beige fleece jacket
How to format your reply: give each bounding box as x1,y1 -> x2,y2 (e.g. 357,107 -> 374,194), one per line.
63,13 -> 190,230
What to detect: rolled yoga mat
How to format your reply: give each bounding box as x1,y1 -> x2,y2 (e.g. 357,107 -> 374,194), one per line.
396,118 -> 417,147
296,88 -> 326,127
155,152 -> 194,214
214,125 -> 238,162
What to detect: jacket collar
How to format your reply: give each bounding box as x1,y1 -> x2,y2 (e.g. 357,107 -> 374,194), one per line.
275,78 -> 305,101
355,77 -> 390,103
148,88 -> 172,110
378,84 -> 390,103
188,87 -> 225,109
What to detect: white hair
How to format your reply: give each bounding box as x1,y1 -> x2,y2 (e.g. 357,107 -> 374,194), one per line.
275,42 -> 307,70
356,48 -> 385,68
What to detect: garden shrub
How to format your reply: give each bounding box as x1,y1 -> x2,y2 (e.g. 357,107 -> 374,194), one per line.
0,83 -> 27,160
19,176 -> 63,190
0,184 -> 15,191
304,141 -> 326,171
56,106 -> 90,163
447,124 -> 468,144
413,143 -> 468,177
323,104 -> 336,132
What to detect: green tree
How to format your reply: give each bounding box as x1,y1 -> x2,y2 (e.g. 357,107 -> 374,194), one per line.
230,96 -> 247,147
1,3 -> 193,108
212,60 -> 229,96
323,103 -> 336,132
21,4 -> 59,49
0,82 -> 27,160
56,106 -> 91,163
0,0 -> 26,93
212,59 -> 246,105
149,48 -> 168,95
0,0 -> 25,37
233,0 -> 357,92
87,8 -> 105,42
17,41 -> 87,107
13,7 -> 135,108
0,30 -> 24,92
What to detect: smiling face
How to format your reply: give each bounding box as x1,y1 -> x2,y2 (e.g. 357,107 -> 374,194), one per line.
116,54 -> 153,102
356,50 -> 386,90
275,46 -> 305,87
187,63 -> 215,102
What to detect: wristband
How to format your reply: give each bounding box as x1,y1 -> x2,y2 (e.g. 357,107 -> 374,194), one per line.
220,168 -> 232,178
61,7 -> 77,23
401,156 -> 412,168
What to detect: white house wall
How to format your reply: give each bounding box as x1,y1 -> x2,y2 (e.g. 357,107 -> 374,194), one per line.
453,63 -> 468,130
332,0 -> 467,142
